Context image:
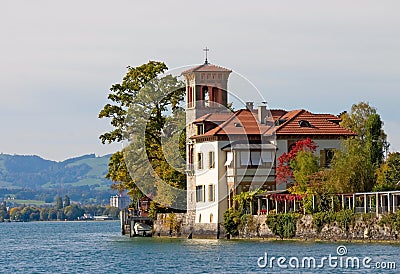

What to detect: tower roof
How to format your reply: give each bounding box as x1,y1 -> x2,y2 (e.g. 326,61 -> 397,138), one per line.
182,63 -> 232,74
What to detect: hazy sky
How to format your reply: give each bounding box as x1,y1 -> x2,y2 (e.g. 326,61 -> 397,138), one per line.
1,0 -> 399,161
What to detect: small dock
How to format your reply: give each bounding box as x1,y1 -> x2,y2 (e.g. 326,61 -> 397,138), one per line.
120,209 -> 153,237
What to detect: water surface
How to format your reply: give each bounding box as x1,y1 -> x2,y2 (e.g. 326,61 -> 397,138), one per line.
1,221 -> 399,273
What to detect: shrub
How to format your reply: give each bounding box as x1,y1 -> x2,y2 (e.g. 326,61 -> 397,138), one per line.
379,212 -> 400,233
223,208 -> 242,237
239,214 -> 259,237
266,213 -> 299,239
312,209 -> 354,232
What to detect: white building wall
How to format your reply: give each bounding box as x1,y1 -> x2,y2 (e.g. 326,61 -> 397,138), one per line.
194,140 -> 230,224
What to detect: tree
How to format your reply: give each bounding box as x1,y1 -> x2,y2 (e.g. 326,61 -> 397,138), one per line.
365,113 -> 384,167
48,208 -> 58,220
0,201 -> 9,221
64,195 -> 71,207
55,196 -> 63,209
10,207 -> 20,221
329,138 -> 375,192
276,138 -> 317,186
106,151 -> 141,205
40,208 -> 49,221
330,102 -> 387,192
223,208 -> 242,237
290,150 -> 320,194
64,204 -> 84,221
340,102 -> 387,166
374,152 -> 400,191
99,61 -> 186,209
99,61 -> 169,144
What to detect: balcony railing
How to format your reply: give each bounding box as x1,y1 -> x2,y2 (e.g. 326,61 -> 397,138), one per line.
185,164 -> 195,176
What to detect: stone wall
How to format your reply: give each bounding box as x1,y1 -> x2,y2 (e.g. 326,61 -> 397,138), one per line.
246,214 -> 398,241
153,213 -> 226,239
153,213 -> 399,241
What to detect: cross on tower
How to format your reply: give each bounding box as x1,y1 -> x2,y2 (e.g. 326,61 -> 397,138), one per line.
203,47 -> 209,64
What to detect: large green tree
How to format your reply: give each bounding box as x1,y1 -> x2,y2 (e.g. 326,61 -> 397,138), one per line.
329,102 -> 387,192
340,101 -> 387,166
374,152 -> 400,191
99,61 -> 186,209
99,61 -> 169,144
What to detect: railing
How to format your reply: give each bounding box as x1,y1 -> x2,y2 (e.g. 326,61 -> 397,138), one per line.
185,164 -> 195,176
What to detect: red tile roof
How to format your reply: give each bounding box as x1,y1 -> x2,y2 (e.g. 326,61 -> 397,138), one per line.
193,109 -> 269,138
268,109 -> 356,136
270,109 -> 288,120
192,108 -> 356,138
193,112 -> 233,124
182,63 -> 232,74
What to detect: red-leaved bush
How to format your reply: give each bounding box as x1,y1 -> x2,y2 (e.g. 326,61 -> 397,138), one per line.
276,138 -> 317,185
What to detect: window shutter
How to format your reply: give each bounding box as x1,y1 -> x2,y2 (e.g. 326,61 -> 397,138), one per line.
320,150 -> 326,168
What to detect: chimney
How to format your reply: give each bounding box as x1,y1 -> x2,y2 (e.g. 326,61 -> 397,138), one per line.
258,105 -> 267,124
246,102 -> 254,111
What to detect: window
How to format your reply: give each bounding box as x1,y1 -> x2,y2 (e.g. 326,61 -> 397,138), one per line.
199,214 -> 202,223
261,150 -> 273,162
250,151 -> 261,166
196,185 -> 204,202
197,153 -> 203,170
208,184 -> 215,202
225,151 -> 233,167
299,120 -> 312,127
240,150 -> 264,167
202,86 -> 209,107
320,149 -> 335,168
197,124 -> 204,135
208,151 -> 215,169
210,213 -> 213,223
240,151 -> 250,166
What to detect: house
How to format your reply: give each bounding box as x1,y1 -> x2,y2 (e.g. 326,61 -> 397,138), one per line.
183,61 -> 355,234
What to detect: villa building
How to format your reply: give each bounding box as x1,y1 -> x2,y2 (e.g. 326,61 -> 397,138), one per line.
183,61 -> 355,236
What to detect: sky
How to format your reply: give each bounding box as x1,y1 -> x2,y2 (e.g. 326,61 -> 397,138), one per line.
1,0 -> 399,161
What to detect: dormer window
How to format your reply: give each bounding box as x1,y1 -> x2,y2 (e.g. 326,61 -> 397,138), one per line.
274,119 -> 287,126
298,120 -> 312,128
197,124 -> 204,135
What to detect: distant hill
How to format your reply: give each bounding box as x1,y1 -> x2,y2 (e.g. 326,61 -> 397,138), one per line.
0,153 -> 116,204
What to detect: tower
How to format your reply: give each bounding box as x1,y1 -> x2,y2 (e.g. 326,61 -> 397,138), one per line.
182,62 -> 232,137
182,57 -> 232,224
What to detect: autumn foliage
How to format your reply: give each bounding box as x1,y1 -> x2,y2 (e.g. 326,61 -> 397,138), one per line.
276,138 -> 317,185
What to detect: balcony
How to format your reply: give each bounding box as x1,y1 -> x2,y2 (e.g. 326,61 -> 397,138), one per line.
226,165 -> 275,185
185,164 -> 195,176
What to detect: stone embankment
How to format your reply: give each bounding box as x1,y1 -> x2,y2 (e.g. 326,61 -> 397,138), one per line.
153,213 -> 399,241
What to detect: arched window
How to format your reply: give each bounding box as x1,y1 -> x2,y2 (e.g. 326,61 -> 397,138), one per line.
202,86 -> 209,107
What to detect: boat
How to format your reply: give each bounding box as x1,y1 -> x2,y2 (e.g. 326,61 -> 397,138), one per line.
133,222 -> 152,237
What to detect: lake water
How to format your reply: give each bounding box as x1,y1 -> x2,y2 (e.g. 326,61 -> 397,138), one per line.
1,221 -> 399,273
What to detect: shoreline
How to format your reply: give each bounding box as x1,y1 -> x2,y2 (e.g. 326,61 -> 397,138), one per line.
152,234 -> 400,244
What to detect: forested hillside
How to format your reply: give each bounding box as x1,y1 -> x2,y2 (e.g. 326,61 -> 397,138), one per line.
0,153 -> 115,204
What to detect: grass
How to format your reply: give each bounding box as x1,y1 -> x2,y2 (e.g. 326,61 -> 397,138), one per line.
11,199 -> 48,206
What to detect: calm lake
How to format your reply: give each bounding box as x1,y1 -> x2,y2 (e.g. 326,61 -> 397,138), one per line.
1,221 -> 399,273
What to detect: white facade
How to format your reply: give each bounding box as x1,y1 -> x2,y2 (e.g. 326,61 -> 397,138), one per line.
193,140 -> 230,224
110,193 -> 131,209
